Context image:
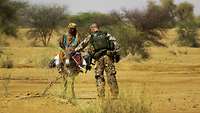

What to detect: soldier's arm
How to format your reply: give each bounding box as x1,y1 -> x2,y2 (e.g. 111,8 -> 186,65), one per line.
75,35 -> 91,52
107,33 -> 120,52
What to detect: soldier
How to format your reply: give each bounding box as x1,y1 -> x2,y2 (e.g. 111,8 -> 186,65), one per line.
75,23 -> 120,98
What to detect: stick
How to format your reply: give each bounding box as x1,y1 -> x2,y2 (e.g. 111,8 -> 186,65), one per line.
41,74 -> 62,96
71,55 -> 86,73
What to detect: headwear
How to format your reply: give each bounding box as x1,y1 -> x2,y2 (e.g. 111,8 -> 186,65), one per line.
90,23 -> 99,29
68,23 -> 77,29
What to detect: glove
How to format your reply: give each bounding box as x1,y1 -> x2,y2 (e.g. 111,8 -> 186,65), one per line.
74,47 -> 79,53
86,65 -> 92,71
107,50 -> 115,56
114,54 -> 121,63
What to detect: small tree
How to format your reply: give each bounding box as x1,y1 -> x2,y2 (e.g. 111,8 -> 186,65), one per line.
176,20 -> 199,47
175,2 -> 199,47
176,2 -> 194,21
111,24 -> 149,59
121,1 -> 176,47
0,0 -> 25,37
69,12 -> 119,40
160,0 -> 176,26
26,5 -> 67,46
109,0 -> 177,59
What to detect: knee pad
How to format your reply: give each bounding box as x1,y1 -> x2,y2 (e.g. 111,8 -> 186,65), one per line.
109,68 -> 116,75
111,70 -> 117,75
95,75 -> 105,82
108,74 -> 118,84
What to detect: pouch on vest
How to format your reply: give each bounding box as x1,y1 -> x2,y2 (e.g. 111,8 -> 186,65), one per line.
93,49 -> 107,60
90,32 -> 114,52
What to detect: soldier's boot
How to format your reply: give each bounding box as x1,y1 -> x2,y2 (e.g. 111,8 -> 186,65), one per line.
96,76 -> 106,98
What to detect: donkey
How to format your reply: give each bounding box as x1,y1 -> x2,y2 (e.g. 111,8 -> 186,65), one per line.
58,51 -> 86,99
46,50 -> 92,99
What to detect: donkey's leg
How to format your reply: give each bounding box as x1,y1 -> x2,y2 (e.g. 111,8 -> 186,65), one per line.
70,75 -> 76,98
62,75 -> 68,99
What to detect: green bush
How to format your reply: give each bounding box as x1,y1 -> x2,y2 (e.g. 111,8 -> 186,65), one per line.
0,0 -> 26,36
175,20 -> 199,47
26,5 -> 67,46
109,24 -> 150,59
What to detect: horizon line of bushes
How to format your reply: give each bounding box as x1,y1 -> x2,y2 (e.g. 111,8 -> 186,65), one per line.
0,0 -> 200,59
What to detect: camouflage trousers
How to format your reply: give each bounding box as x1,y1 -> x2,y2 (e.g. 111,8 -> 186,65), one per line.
94,55 -> 119,98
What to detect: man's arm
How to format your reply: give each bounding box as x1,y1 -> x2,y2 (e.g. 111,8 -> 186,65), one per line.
75,35 -> 91,52
58,35 -> 65,50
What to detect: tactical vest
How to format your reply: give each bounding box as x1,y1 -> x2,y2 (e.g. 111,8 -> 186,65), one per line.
90,31 -> 114,52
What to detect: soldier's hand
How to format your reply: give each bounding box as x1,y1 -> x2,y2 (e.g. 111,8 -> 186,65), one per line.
107,51 -> 113,56
74,47 -> 80,52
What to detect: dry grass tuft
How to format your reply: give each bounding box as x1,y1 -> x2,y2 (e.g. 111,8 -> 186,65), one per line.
0,56 -> 14,68
2,74 -> 11,97
80,90 -> 152,113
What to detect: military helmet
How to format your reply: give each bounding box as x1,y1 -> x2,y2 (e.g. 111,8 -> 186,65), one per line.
90,23 -> 99,29
68,23 -> 77,29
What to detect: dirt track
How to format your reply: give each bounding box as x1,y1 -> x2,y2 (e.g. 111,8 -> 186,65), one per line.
1,61 -> 200,113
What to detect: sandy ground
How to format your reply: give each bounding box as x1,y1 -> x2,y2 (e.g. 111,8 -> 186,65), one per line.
1,60 -> 200,113
1,37 -> 200,113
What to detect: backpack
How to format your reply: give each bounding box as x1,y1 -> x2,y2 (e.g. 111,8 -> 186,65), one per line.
90,31 -> 114,52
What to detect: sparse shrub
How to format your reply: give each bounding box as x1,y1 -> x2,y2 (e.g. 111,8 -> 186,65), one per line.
110,24 -> 150,59
175,20 -> 199,47
118,0 -> 176,47
2,74 -> 11,97
80,91 -> 152,113
176,2 -> 194,21
0,0 -> 26,36
174,1 -> 199,47
169,46 -> 189,56
178,50 -> 188,55
108,0 -> 178,60
26,5 -> 67,46
29,40 -> 41,47
0,48 -> 3,55
169,50 -> 177,56
1,56 -> 14,68
0,37 -> 9,47
37,56 -> 52,68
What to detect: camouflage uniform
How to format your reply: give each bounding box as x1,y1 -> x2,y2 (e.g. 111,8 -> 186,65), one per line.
75,32 -> 120,97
